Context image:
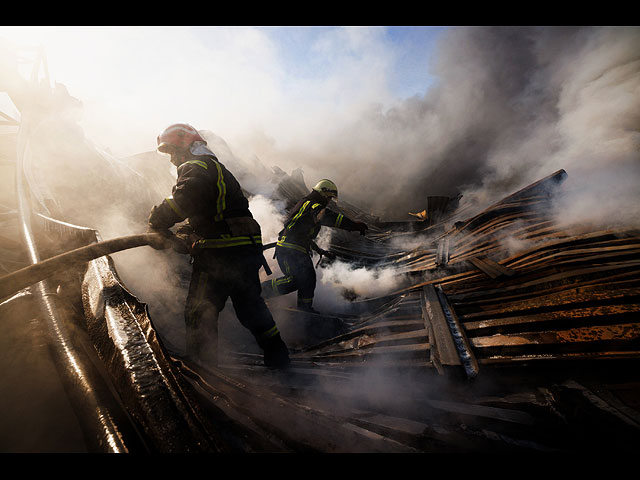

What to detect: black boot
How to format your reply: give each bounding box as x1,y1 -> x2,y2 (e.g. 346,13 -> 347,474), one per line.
263,333 -> 291,369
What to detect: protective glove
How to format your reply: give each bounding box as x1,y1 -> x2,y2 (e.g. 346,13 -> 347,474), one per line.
322,249 -> 337,260
146,225 -> 173,250
315,249 -> 336,268
174,224 -> 203,255
170,236 -> 191,255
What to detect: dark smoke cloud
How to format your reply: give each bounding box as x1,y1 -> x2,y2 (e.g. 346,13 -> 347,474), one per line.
255,27 -> 639,225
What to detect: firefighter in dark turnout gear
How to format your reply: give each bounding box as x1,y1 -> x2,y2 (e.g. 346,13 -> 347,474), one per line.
262,179 -> 368,312
148,123 -> 289,368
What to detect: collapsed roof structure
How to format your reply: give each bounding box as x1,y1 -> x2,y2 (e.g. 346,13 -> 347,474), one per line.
1,45 -> 639,454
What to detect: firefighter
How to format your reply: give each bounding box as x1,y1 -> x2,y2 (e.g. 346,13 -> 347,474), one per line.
147,123 -> 290,369
262,179 -> 368,312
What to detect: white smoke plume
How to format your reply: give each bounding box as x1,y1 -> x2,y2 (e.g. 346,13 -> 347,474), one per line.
314,260 -> 407,310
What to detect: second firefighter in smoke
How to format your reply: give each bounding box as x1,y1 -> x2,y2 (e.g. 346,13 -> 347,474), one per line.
262,179 -> 368,313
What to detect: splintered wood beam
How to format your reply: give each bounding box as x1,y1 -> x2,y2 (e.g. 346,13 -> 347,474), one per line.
467,256 -> 516,279
422,284 -> 460,368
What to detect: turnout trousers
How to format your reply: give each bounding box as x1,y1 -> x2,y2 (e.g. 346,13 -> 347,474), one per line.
185,246 -> 282,366
262,245 -> 316,309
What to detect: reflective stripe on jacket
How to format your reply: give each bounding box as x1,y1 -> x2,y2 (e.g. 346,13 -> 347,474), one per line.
148,151 -> 258,247
276,190 -> 360,254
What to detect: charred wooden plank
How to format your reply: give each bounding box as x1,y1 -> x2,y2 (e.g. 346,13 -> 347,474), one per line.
504,230 -> 633,269
426,399 -> 536,425
511,245 -> 640,271
298,320 -> 426,355
467,256 -> 516,279
470,323 -> 640,349
479,350 -> 640,364
464,304 -> 640,336
447,270 -> 640,304
459,286 -> 640,321
306,342 -> 432,362
296,329 -> 430,359
452,277 -> 640,313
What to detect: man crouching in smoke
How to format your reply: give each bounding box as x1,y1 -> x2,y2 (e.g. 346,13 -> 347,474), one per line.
147,123 -> 290,369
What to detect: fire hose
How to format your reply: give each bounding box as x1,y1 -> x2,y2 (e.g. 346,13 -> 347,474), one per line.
0,233 -> 171,301
0,234 -> 280,302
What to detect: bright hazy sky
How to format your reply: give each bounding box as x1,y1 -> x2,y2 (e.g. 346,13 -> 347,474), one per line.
0,26 -> 447,157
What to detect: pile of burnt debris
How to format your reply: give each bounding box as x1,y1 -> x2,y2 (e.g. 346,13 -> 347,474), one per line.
2,162 -> 638,453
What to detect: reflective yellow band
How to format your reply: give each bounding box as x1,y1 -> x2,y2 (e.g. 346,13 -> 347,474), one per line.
287,201 -> 310,230
184,159 -> 208,170
335,213 -> 343,228
214,161 -> 226,222
261,325 -> 279,339
272,277 -> 293,293
165,196 -> 187,220
271,277 -> 293,293
312,203 -> 321,209
194,235 -> 262,249
298,297 -> 313,303
276,239 -> 309,254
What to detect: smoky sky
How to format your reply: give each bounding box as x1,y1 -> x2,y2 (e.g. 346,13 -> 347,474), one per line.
263,26 -> 639,223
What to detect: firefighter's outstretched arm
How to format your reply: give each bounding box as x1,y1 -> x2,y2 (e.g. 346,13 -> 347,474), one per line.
317,209 -> 368,236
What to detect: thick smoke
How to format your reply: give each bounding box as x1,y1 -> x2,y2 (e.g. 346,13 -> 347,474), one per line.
242,27 -> 640,227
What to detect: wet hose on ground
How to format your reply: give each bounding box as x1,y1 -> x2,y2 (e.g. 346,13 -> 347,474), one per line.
0,233 -> 172,301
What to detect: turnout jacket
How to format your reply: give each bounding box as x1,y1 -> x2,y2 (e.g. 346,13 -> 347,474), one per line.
148,144 -> 262,249
277,190 -> 361,255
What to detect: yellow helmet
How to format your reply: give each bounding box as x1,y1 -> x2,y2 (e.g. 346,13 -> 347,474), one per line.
313,179 -> 338,199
